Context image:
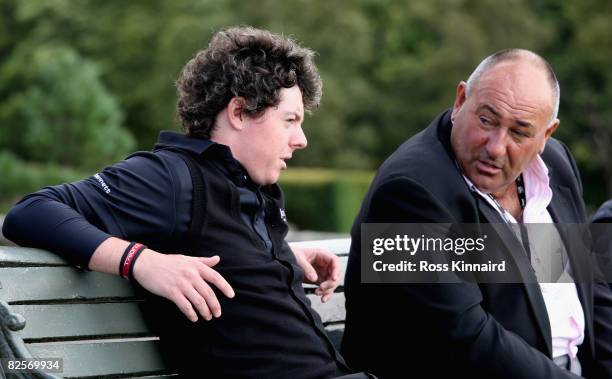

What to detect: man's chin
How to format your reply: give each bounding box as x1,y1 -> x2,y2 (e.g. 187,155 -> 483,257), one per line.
258,173 -> 281,186
469,176 -> 502,195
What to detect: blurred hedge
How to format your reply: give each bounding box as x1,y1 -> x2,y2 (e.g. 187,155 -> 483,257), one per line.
279,168 -> 374,232
0,151 -> 86,212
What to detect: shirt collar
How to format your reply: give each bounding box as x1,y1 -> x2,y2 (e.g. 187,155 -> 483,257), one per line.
521,155 -> 553,223
154,131 -> 254,187
462,155 -> 553,223
155,131 -> 215,155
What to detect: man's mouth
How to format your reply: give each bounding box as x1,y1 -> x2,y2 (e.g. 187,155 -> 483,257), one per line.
476,159 -> 502,175
281,156 -> 291,170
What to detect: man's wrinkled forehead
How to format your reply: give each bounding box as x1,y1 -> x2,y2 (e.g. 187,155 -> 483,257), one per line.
466,52 -> 560,123
471,62 -> 557,124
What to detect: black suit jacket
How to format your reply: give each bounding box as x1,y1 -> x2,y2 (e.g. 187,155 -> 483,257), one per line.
342,110 -> 612,378
591,200 -> 612,288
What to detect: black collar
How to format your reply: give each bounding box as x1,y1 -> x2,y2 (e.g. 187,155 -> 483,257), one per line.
154,131 -> 254,187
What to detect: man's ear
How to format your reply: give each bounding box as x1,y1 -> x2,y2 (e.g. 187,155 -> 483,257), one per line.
451,81 -> 467,123
541,118 -> 560,153
227,97 -> 246,131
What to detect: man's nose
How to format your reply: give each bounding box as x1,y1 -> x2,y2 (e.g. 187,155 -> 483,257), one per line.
485,129 -> 507,159
291,125 -> 308,150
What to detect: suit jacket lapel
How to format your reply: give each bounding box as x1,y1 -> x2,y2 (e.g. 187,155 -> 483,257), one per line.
547,182 -> 595,354
477,196 -> 554,357
476,202 -> 537,279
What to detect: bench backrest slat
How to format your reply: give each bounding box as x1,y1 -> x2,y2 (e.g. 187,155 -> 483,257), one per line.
28,340 -> 168,378
1,267 -> 137,303
0,246 -> 68,265
1,255 -> 348,304
12,294 -> 346,343
10,303 -> 151,341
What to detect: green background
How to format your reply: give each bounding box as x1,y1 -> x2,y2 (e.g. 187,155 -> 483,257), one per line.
1,0 -> 611,231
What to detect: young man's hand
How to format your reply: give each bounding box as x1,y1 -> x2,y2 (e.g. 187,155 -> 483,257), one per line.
89,237 -> 234,322
133,250 -> 235,322
291,245 -> 341,303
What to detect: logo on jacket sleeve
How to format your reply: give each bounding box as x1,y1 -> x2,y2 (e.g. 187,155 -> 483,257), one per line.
94,173 -> 111,194
279,208 -> 287,222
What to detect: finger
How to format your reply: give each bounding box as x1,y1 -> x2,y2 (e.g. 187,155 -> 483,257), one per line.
174,294 -> 199,322
184,288 -> 212,321
314,287 -> 334,301
317,253 -> 340,281
315,288 -> 334,297
322,292 -> 334,303
323,286 -> 336,296
318,279 -> 338,292
198,255 -> 221,267
312,252 -> 337,278
315,285 -> 335,297
200,265 -> 236,298
302,261 -> 318,283
194,280 -> 222,318
331,256 -> 341,281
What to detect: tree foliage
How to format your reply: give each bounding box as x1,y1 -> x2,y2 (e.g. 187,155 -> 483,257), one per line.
1,0 -> 611,210
0,44 -> 133,169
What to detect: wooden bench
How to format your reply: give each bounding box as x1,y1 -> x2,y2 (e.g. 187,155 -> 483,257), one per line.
0,239 -> 350,379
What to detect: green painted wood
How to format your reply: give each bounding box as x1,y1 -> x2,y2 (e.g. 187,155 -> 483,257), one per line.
0,267 -> 136,303
27,340 -> 168,378
1,267 -> 346,305
9,294 -> 343,341
0,246 -> 69,266
1,253 -> 346,302
0,241 -> 350,264
11,293 -> 345,340
308,293 -> 345,324
11,303 -> 150,341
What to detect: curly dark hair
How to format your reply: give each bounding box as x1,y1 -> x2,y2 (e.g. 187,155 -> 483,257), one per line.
176,26 -> 322,138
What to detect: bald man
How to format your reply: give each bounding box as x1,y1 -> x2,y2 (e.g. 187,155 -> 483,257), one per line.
342,49 -> 612,378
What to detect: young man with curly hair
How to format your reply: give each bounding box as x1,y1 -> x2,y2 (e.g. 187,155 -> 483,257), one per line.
4,26 -> 369,379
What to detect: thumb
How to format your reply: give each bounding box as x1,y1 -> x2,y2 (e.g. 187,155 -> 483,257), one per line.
295,252 -> 317,282
302,261 -> 318,282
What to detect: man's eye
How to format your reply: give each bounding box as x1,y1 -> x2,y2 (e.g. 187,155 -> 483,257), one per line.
512,129 -> 528,138
479,117 -> 491,125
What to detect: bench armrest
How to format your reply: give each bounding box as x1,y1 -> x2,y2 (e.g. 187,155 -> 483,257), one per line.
0,301 -> 62,379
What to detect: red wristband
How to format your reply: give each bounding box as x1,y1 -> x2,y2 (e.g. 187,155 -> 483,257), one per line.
119,242 -> 146,279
